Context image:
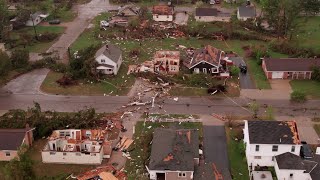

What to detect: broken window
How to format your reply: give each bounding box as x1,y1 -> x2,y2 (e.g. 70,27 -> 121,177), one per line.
272,145 -> 278,152
5,152 -> 10,156
255,145 -> 260,152
291,146 -> 295,152
178,172 -> 186,177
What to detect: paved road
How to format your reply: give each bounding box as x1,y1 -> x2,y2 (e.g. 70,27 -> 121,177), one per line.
230,57 -> 255,89
203,126 -> 232,180
47,0 -> 118,63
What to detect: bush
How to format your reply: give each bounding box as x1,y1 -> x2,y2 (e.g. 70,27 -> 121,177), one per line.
230,66 -> 240,76
0,50 -> 12,76
290,90 -> 307,102
311,66 -> 320,82
38,32 -> 59,42
11,49 -> 29,68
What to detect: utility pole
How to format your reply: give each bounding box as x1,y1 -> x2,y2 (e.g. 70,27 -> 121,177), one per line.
30,13 -> 38,40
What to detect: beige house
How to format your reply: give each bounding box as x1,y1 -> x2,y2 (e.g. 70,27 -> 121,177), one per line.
95,44 -> 123,75
237,6 -> 256,21
0,126 -> 35,161
41,129 -> 112,165
148,128 -> 199,180
152,5 -> 174,22
153,51 -> 180,74
195,8 -> 231,22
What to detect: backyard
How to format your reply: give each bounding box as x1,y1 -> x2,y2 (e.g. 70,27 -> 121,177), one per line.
124,121 -> 203,180
294,17 -> 320,53
290,80 -> 320,99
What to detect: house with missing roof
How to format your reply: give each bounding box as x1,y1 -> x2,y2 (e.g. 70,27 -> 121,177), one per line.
41,129 -> 112,164
26,12 -> 49,26
117,4 -> 140,17
274,152 -> 320,180
147,128 -> 199,180
262,58 -> 320,79
195,8 -> 231,22
152,5 -> 174,22
95,44 -> 122,75
243,120 -> 302,171
237,5 -> 256,21
0,126 -> 35,161
153,51 -> 180,74
184,45 -> 229,76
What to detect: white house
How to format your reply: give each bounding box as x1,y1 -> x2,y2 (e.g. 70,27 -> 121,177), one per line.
152,5 -> 173,22
243,120 -> 302,171
41,129 -> 112,165
195,8 -> 231,22
95,44 -> 122,75
148,128 -> 199,180
237,6 -> 256,21
274,152 -> 318,180
26,12 -> 49,26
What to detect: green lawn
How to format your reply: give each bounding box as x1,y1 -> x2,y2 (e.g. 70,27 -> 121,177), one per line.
41,70 -> 134,96
290,80 -> 320,99
246,59 -> 271,89
125,121 -> 203,180
226,127 -> 249,180
294,17 -> 320,53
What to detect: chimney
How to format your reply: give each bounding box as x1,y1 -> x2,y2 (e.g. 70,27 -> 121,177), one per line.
105,44 -> 109,50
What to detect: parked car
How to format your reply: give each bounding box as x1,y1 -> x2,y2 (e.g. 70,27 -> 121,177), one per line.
48,19 -> 60,25
239,63 -> 247,74
300,141 -> 313,159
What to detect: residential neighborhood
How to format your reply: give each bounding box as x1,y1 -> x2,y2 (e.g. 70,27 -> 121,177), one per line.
1,0 -> 320,179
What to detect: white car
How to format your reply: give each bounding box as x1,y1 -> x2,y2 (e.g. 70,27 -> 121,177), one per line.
100,20 -> 109,28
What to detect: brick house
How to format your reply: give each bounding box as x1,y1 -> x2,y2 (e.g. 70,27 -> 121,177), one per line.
0,126 -> 35,161
262,58 -> 320,79
147,128 -> 199,180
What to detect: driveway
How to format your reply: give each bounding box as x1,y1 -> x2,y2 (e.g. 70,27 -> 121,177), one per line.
174,12 -> 189,25
230,57 -> 255,89
203,125 -> 232,180
2,68 -> 49,95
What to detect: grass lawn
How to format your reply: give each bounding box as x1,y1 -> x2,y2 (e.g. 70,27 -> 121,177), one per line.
313,124 -> 320,137
290,80 -> 320,99
226,127 -> 249,180
294,17 -> 320,53
41,70 -> 134,96
10,26 -> 65,53
125,121 -> 203,180
143,113 -> 200,119
246,59 -> 271,89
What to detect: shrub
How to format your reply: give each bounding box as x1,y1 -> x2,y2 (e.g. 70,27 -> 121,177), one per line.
311,66 -> 320,82
291,90 -> 307,102
38,32 -> 59,42
230,65 -> 240,76
11,49 -> 29,68
0,50 -> 12,76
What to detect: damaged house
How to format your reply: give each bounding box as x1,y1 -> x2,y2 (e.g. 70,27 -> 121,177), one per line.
117,4 -> 140,17
95,44 -> 123,75
41,129 -> 112,165
152,5 -> 174,22
243,120 -> 301,171
153,51 -> 180,74
147,128 -> 199,180
184,45 -> 228,76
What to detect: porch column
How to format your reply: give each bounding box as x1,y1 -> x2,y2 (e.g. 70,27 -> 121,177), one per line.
304,72 -> 306,79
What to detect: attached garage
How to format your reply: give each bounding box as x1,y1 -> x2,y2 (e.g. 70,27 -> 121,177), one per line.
262,58 -> 320,80
271,72 -> 284,79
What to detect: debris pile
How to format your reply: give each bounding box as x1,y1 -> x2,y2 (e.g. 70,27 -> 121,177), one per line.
76,165 -> 127,180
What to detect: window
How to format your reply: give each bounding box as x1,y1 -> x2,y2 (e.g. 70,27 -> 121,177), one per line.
272,145 -> 278,152
59,131 -> 65,137
199,16 -> 201,19
178,172 -> 186,177
50,152 -> 56,155
211,67 -> 218,73
5,152 -> 10,156
290,173 -> 293,177
63,153 -> 67,156
65,131 -> 70,136
255,145 -> 260,152
194,68 -> 199,73
291,146 -> 295,152
203,68 -> 207,74
101,59 -> 105,63
254,156 -> 261,159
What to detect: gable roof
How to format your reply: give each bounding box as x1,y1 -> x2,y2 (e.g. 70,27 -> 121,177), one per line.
0,129 -> 27,150
152,5 -> 173,15
149,128 -> 199,171
95,44 -> 122,64
185,45 -> 225,68
118,5 -> 140,16
263,58 -> 320,72
195,8 -> 218,16
310,155 -> 320,180
275,152 -> 318,172
247,120 -> 300,145
238,6 -> 256,18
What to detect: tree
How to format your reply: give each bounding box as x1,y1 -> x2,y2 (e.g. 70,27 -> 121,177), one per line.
265,105 -> 274,120
11,49 -> 29,68
230,65 -> 240,76
0,0 -> 9,39
248,100 -> 260,118
0,50 -> 12,76
301,0 -> 320,16
260,0 -> 302,38
311,66 -> 320,82
290,90 -> 307,102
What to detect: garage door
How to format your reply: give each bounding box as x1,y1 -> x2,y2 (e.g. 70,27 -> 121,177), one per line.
272,72 -> 284,79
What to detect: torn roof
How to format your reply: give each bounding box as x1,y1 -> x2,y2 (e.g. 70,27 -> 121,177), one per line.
118,5 -> 140,15
49,129 -> 106,142
148,128 -> 199,171
152,5 -> 173,15
0,129 -> 28,150
185,45 -> 225,68
76,166 -> 127,180
154,51 -> 180,59
247,120 -> 301,145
